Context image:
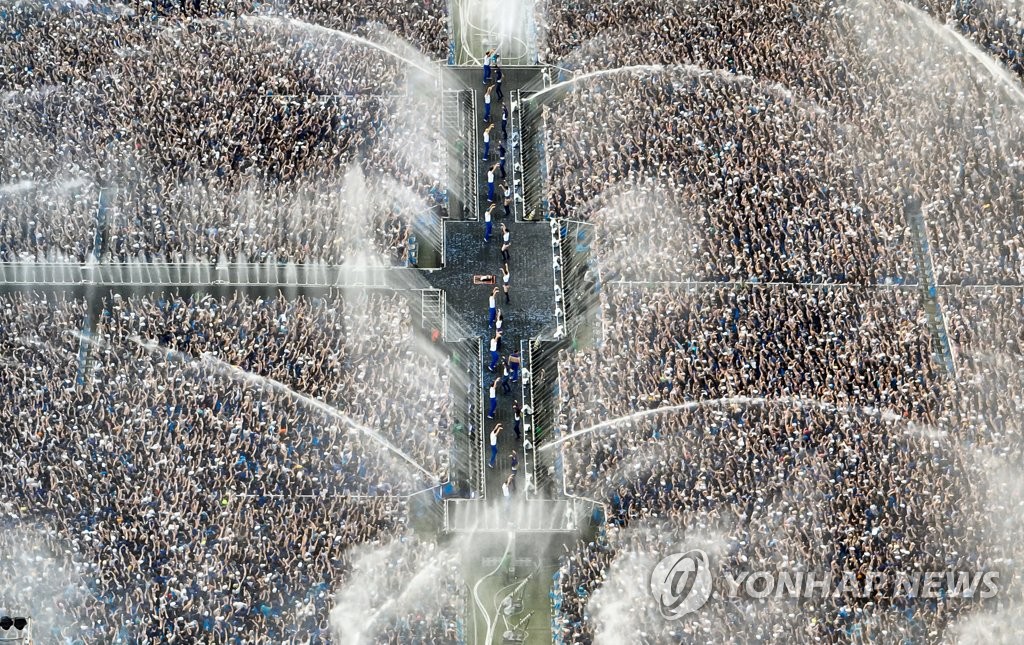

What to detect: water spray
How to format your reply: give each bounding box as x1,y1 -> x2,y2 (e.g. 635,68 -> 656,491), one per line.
70,329 -> 440,484
540,395 -> 905,452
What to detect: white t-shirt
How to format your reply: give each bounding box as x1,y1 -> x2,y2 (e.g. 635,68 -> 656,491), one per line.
485,93 -> 491,105
490,429 -> 499,446
502,482 -> 510,498
490,338 -> 498,352
487,170 -> 495,183
489,295 -> 496,309
484,130 -> 490,143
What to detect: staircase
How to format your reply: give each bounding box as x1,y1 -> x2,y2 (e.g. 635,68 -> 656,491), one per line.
441,89 -> 478,220
420,288 -> 446,335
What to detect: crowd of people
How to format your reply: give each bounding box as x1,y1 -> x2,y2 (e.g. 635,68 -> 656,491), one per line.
4,0 -> 1024,643
550,283 -> 1023,642
0,290 -> 461,642
538,0 -> 1024,285
534,15 -> 1024,637
1,1 -> 448,265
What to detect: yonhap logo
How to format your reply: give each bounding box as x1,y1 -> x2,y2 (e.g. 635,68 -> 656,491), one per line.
649,549 -> 713,619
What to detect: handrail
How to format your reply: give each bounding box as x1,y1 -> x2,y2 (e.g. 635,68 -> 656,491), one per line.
522,339 -> 538,498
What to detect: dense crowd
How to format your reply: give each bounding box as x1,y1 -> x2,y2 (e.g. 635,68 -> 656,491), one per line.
539,0 -> 1024,285
942,286 -> 1024,458
550,283 -> 1023,643
0,290 -> 459,642
1,1 -> 447,265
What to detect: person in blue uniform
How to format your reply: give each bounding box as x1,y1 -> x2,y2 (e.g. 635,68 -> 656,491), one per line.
484,203 -> 495,242
483,50 -> 493,84
488,382 -> 499,419
488,423 -> 502,466
483,85 -> 494,121
488,334 -> 500,371
483,124 -> 494,160
509,349 -> 521,382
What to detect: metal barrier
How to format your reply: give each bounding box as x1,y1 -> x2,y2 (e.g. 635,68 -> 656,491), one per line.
444,498 -> 583,532
511,88 -> 527,221
557,219 -> 599,336
442,89 -> 479,220
465,90 -> 480,219
446,337 -> 485,498
538,69 -> 553,219
519,340 -> 537,497
549,220 -> 568,337
524,337 -> 569,495
0,261 -> 431,287
518,91 -> 545,221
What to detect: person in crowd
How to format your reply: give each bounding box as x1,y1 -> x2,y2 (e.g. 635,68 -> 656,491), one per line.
484,84 -> 494,122
489,286 -> 498,327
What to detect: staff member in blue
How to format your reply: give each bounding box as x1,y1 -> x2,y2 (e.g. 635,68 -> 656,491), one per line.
512,400 -> 522,439
498,141 -> 507,179
508,348 -> 521,382
500,359 -> 512,394
501,104 -> 509,140
494,65 -> 504,100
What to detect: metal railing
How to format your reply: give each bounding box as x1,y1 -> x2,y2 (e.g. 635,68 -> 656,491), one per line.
511,88 -> 527,222
550,220 -> 568,338
557,219 -> 599,336
443,498 -> 581,532
519,340 -> 537,498
0,260 -> 430,287
446,337 -> 485,498
524,337 -> 568,495
518,91 -> 545,221
465,90 -> 480,219
475,338 -> 486,496
538,69 -> 553,220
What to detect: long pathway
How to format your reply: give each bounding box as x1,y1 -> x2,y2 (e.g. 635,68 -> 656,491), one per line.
426,63 -> 552,502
